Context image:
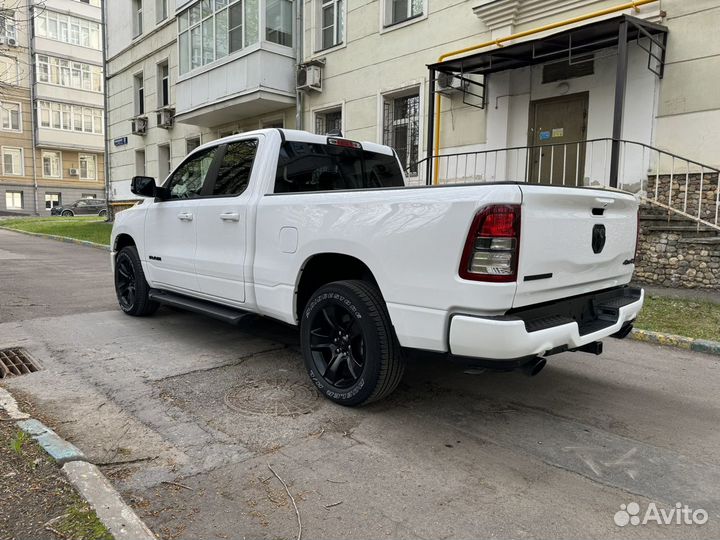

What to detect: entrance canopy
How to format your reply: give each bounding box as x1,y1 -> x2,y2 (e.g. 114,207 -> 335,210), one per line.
428,14 -> 667,80
425,14 -> 668,187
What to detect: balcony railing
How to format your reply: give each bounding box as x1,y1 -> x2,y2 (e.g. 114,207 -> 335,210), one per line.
409,138 -> 720,232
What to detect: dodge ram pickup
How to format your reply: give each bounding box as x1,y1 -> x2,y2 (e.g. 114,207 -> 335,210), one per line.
111,129 -> 644,406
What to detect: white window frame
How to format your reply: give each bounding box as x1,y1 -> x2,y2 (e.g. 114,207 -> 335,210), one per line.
37,101 -> 104,134
133,0 -> 143,37
0,101 -> 21,132
5,190 -> 23,210
0,9 -> 17,40
316,0 -> 345,52
134,72 -> 145,115
42,150 -> 63,179
79,153 -> 97,180
379,0 -> 427,32
157,60 -> 170,107
377,82 -> 424,175
260,115 -> 284,129
36,55 -> 103,93
2,146 -> 24,176
156,0 -> 168,23
0,56 -> 18,85
312,102 -> 344,135
35,10 -> 101,49
45,192 -> 61,210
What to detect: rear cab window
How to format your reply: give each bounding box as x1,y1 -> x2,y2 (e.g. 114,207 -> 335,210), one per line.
274,140 -> 405,193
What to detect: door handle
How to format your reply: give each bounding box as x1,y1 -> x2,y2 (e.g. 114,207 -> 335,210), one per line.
220,212 -> 240,222
177,212 -> 194,221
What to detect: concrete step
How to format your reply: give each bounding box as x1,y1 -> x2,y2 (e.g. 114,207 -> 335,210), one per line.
678,237 -> 720,245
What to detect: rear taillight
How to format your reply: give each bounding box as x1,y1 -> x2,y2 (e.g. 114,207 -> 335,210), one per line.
459,205 -> 521,282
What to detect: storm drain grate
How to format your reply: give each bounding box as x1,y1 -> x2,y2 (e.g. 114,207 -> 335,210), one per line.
0,348 -> 41,379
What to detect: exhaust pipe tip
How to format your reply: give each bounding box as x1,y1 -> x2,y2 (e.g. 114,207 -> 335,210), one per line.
521,357 -> 547,377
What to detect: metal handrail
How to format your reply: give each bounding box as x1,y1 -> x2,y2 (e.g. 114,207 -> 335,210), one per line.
405,138 -> 720,232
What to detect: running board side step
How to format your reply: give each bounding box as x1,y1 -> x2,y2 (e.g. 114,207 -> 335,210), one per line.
148,289 -> 251,325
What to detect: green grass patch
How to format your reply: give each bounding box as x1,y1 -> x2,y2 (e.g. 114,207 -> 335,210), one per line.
635,295 -> 720,341
1,217 -> 111,246
55,501 -> 113,540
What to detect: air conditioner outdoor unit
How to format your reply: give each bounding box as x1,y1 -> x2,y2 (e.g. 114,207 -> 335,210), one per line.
437,72 -> 467,95
297,65 -> 322,92
131,115 -> 148,135
7,37 -> 18,47
68,168 -> 79,176
157,107 -> 175,129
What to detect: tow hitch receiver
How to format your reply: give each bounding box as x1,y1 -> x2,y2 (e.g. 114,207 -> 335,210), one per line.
573,341 -> 603,355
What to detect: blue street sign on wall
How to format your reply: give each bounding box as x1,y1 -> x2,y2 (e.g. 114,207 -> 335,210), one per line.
114,137 -> 128,147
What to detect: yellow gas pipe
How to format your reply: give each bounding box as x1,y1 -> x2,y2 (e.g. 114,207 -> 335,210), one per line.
431,0 -> 658,184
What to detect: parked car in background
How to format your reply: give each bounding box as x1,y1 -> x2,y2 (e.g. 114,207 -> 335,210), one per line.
51,199 -> 107,217
111,129 -> 643,406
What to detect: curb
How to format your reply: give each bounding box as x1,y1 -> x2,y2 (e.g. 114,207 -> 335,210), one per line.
630,328 -> 720,356
0,225 -> 111,251
0,388 -> 156,540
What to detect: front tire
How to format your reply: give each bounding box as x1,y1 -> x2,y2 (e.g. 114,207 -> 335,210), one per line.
61,210 -> 73,217
98,209 -> 108,217
114,246 -> 159,316
300,280 -> 404,406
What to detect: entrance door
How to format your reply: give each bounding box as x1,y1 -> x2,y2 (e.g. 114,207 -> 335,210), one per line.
528,92 -> 588,185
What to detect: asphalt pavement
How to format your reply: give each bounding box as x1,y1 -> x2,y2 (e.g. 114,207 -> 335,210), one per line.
1,228 -> 719,539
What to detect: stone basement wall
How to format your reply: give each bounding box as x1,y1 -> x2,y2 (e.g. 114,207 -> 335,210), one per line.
647,173 -> 719,221
634,210 -> 720,291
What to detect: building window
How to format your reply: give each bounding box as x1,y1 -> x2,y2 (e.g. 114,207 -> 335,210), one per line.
385,0 -> 422,26
158,143 -> 171,180
157,0 -> 168,22
38,101 -> 103,134
2,147 -> 23,176
178,0 -> 260,75
81,193 -> 97,198
76,0 -> 102,6
134,73 -> 145,115
266,0 -> 292,46
1,102 -> 20,131
42,151 -> 62,178
79,154 -> 97,180
319,0 -> 343,50
135,149 -> 146,176
186,136 -> 201,153
35,11 -> 101,49
314,107 -> 342,135
0,57 -> 18,85
133,0 -> 143,37
157,61 -> 169,107
5,191 -> 23,209
382,90 -> 420,175
0,10 -> 17,40
45,193 -> 61,210
37,56 -> 103,93
261,117 -> 284,128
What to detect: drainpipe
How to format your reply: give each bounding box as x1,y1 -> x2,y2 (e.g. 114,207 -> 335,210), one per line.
27,2 -> 39,215
100,0 -> 111,218
294,0 -> 303,130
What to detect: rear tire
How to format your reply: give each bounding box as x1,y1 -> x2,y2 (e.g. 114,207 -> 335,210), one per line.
300,280 -> 404,406
114,246 -> 159,316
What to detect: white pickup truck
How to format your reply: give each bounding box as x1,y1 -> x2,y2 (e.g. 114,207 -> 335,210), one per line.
111,129 -> 643,406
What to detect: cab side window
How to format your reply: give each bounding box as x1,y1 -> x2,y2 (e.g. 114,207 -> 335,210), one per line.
165,147 -> 218,199
212,139 -> 258,196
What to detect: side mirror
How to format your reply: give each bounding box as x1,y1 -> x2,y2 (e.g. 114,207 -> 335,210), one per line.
131,176 -> 157,197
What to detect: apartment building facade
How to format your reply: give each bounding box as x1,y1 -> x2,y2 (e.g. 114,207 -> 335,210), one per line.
0,0 -> 106,215
300,0 -> 720,186
105,0 -> 298,200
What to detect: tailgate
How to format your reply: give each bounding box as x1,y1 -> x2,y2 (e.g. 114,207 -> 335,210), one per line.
513,185 -> 638,308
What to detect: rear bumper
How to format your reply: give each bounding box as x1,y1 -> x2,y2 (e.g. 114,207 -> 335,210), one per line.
449,286 -> 644,360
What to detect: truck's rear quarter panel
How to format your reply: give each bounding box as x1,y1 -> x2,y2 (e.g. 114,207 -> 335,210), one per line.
254,184 -> 523,351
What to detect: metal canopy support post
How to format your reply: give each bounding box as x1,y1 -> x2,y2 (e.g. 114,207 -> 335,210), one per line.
610,20 -> 629,188
426,68 -> 436,185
